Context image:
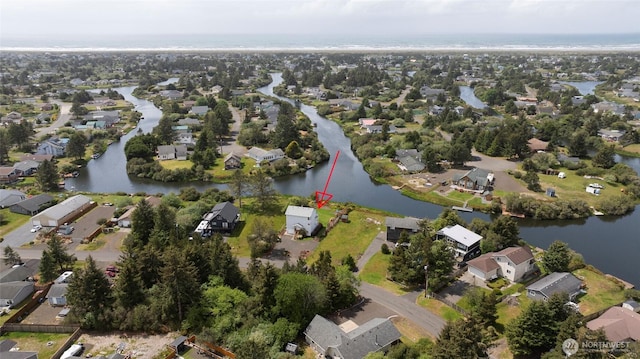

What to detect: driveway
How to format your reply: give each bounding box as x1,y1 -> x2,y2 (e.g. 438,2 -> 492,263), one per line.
1,221 -> 39,248
35,101 -> 71,136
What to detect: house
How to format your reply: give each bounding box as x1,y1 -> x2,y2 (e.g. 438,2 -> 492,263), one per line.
452,168 -> 494,192
176,132 -> 195,146
0,111 -> 23,124
358,118 -> 378,127
0,266 -> 32,283
419,86 -> 445,99
177,118 -> 201,127
557,153 -> 580,165
84,111 -> 120,127
363,124 -> 397,134
527,138 -> 549,153
467,246 -> 536,282
526,272 -> 582,301
0,281 -> 34,308
224,152 -> 242,170
0,189 -> 27,208
157,145 -> 188,161
12,160 -> 40,176
189,106 -> 209,116
385,216 -> 421,242
0,167 -> 19,184
160,90 -> 183,100
586,306 -> 640,342
48,283 -> 69,307
395,149 -> 425,173
0,339 -> 38,359
436,224 -> 482,261
285,205 -> 319,236
203,202 -> 240,233
36,137 -> 68,157
246,147 -> 285,164
304,315 -> 401,359
598,129 -> 626,142
116,207 -> 135,228
10,194 -> 54,215
31,194 -> 94,227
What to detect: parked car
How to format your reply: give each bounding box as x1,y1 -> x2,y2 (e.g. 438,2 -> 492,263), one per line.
30,225 -> 42,233
105,265 -> 119,273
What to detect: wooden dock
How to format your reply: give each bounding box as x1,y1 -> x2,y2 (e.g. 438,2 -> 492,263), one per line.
452,206 -> 473,213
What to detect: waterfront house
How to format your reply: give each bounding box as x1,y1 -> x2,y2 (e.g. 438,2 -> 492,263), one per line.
285,205 -> 319,237
0,167 -> 19,185
598,129 -> 626,142
246,147 -> 285,164
395,149 -> 424,173
452,168 -> 494,192
36,137 -> 68,157
117,207 -> 136,228
157,144 -> 188,161
467,246 -> 536,282
587,306 -> 640,342
304,314 -> 401,359
160,90 -> 183,100
436,224 -> 482,261
385,216 -> 421,242
224,152 -> 242,170
526,272 -> 582,301
12,160 -> 40,176
84,110 -> 120,127
194,202 -> 241,237
363,124 -> 397,134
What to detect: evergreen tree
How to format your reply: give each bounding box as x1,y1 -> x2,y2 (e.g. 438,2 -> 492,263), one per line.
592,144 -> 616,169
114,250 -> 145,309
250,170 -> 277,211
229,170 -> 249,208
45,235 -> 76,272
66,256 -> 113,329
160,247 -> 201,324
36,159 -> 60,191
432,318 -> 487,359
506,300 -> 558,356
66,132 -> 87,160
130,199 -> 155,246
3,246 -> 21,266
206,234 -> 246,289
272,102 -> 300,149
154,116 -> 175,144
542,240 -> 571,273
274,272 -> 327,328
38,250 -> 57,283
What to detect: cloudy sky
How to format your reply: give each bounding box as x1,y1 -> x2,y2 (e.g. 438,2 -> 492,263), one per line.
1,0 -> 638,38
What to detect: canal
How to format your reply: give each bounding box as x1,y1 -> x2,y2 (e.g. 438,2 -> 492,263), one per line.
68,75 -> 639,287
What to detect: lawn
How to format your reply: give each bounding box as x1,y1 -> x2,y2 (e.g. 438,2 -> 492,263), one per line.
226,198 -> 288,257
75,237 -> 106,251
159,159 -> 193,170
623,144 -> 640,154
534,168 -> 620,206
0,209 -> 31,237
391,316 -> 436,342
206,157 -> 256,183
306,208 -> 385,265
574,267 -> 626,315
358,252 -> 408,295
416,296 -> 464,322
496,295 -> 531,333
446,190 -> 475,203
0,332 -> 70,359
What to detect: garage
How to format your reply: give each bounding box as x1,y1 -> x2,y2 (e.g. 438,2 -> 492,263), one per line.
31,194 -> 94,228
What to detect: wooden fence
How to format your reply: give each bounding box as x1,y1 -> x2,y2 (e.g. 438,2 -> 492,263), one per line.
1,323 -> 79,333
50,327 -> 83,359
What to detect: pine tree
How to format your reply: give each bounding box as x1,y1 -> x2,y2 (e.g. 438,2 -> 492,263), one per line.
114,251 -> 145,310
432,318 -> 487,359
66,256 -> 113,329
36,159 -> 60,191
130,199 -> 155,246
46,235 -> 76,272
542,241 -> 571,273
3,246 -> 21,266
38,250 -> 57,283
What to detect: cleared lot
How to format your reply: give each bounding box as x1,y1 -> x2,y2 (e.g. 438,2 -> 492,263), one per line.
70,206 -> 115,242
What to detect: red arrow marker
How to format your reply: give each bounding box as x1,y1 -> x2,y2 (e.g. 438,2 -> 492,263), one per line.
315,151 -> 340,209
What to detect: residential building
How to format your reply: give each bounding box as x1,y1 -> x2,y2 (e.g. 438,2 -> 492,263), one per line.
385,216 -> 421,242
452,168 -> 494,192
0,111 -> 23,124
0,267 -> 32,283
304,315 -> 401,359
395,149 -> 425,173
436,224 -> 482,261
0,339 -> 38,359
12,160 -> 40,176
587,306 -> 640,342
527,138 -> 549,153
285,205 -> 319,236
84,111 -> 120,127
189,106 -> 209,116
10,194 -> 54,215
467,246 -> 536,282
623,300 -> 640,313
0,167 -> 19,184
116,207 -> 135,228
363,124 -> 397,134
36,137 -> 68,157
176,132 -> 195,146
598,129 -> 626,142
246,147 -> 285,164
160,90 -> 183,100
0,189 -> 27,208
0,281 -> 35,308
526,272 -> 582,301
194,202 -> 241,237
224,152 -> 242,170
47,283 -> 69,307
177,118 -> 201,127
157,145 -> 188,161
419,86 -> 445,99
31,194 -> 94,227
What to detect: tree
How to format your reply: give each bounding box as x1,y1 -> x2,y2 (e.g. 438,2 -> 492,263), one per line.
274,272 -> 327,328
154,116 -> 175,144
45,235 -> 76,272
66,132 -> 87,160
250,170 -> 277,211
229,170 -> 249,208
592,144 -> 616,169
36,159 -> 60,191
272,102 -> 300,148
3,246 -> 21,266
447,142 -> 472,166
247,218 -> 279,257
428,240 -> 455,289
130,199 -> 155,247
0,129 -> 9,164
465,287 -> 498,327
114,250 -> 145,310
542,240 -> 571,273
66,256 -> 112,329
568,130 -> 588,157
285,140 -> 303,159
523,170 -> 542,192
159,247 -> 201,325
205,234 -> 246,289
432,318 -> 487,359
506,300 -> 558,356
39,250 -> 57,283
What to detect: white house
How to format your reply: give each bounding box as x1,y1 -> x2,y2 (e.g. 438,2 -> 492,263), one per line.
436,224 -> 482,261
467,246 -> 536,282
246,147 -> 285,164
285,205 -> 319,236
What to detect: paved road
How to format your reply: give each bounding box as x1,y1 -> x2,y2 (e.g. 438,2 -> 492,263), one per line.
35,101 -> 71,136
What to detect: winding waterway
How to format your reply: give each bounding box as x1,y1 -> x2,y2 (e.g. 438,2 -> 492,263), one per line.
68,75 -> 639,287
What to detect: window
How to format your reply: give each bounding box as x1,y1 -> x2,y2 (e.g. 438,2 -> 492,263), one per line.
506,269 -> 511,274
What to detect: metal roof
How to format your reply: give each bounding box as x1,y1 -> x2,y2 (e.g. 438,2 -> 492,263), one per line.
33,194 -> 91,222
285,205 -> 316,218
437,224 -> 482,247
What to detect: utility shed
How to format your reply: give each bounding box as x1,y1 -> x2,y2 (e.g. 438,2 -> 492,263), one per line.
285,206 -> 319,237
31,194 -> 93,227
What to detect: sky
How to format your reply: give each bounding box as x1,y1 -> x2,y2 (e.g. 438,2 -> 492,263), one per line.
1,0 -> 639,39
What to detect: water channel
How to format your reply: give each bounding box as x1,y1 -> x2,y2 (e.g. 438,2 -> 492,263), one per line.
67,75 -> 639,287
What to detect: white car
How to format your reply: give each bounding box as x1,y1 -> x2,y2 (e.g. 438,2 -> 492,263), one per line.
589,183 -> 604,189
30,225 -> 42,233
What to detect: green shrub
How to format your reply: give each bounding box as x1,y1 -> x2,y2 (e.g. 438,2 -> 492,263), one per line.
381,243 -> 390,254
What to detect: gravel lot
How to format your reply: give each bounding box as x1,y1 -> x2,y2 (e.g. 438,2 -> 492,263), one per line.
75,332 -> 181,359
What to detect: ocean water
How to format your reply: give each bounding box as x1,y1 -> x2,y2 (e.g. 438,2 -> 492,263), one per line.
2,33 -> 640,52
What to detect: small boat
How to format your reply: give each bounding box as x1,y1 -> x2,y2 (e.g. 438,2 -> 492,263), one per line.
92,153 -> 102,159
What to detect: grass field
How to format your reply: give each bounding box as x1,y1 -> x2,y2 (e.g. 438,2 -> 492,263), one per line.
574,268 -> 626,315
392,316 -> 436,341
0,209 -> 31,237
207,157 -> 256,183
416,297 -> 464,322
226,198 -> 288,257
75,237 -> 106,251
0,332 -> 70,359
159,159 -> 193,170
536,169 -> 620,206
358,252 -> 408,295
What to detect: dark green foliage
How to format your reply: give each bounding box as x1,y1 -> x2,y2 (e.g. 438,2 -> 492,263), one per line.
3,246 -> 21,266
247,218 -> 279,257
592,144 -> 616,169
36,159 -> 60,191
66,256 -> 112,329
432,318 -> 487,359
130,198 -> 155,247
274,272 -> 327,328
381,243 -> 390,254
66,132 -> 87,159
341,254 -> 358,272
542,240 -> 571,273
272,102 -> 300,149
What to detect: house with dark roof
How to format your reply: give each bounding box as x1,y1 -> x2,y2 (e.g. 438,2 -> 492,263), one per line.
0,281 -> 34,308
0,266 -> 32,283
189,106 -> 209,116
224,152 -> 242,170
36,137 -> 68,157
84,111 -> 120,127
0,189 -> 27,208
467,246 -> 536,282
452,168 -> 494,192
12,160 -> 40,176
587,306 -> 640,342
305,315 -> 401,359
10,194 -> 54,215
395,149 -> 425,173
526,272 -> 582,301
385,216 -> 421,242
0,339 -> 38,359
623,299 -> 640,313
436,224 -> 482,261
194,202 -> 241,237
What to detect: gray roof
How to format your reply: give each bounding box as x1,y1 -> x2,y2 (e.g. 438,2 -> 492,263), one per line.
33,194 -> 91,222
527,272 -> 582,298
397,155 -> 425,172
0,339 -> 17,352
0,281 -> 34,300
385,217 -> 421,231
0,189 -> 26,207
0,266 -> 32,283
305,315 -> 401,359
206,202 -> 240,223
11,194 -> 54,213
177,118 -> 201,126
285,205 -> 316,218
0,352 -> 38,359
48,283 -> 69,299
453,168 -> 492,186
12,160 -> 40,172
